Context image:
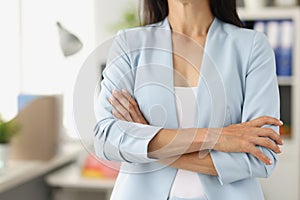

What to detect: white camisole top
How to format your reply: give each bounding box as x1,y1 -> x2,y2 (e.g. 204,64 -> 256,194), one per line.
169,87 -> 206,199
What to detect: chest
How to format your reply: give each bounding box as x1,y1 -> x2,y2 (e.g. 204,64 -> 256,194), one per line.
133,38 -> 246,127
172,34 -> 206,87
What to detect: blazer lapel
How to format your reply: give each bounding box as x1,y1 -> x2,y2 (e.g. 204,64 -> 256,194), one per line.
134,18 -> 179,129
194,18 -> 228,131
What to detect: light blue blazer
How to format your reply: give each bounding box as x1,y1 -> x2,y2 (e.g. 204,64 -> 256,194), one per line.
94,17 -> 280,200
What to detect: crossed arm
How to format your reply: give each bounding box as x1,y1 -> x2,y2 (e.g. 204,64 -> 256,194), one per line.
109,89 -> 282,176
110,90 -> 217,175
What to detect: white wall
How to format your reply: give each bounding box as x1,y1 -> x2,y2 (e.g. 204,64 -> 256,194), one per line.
0,0 -> 20,120
20,0 -> 97,138
94,0 -> 138,45
0,0 -> 139,133
21,0 -> 96,94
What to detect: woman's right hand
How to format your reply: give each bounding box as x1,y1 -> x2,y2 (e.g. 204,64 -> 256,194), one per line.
214,116 -> 284,165
109,89 -> 283,164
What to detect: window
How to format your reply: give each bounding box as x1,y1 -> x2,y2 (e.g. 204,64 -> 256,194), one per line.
1,0 -> 96,139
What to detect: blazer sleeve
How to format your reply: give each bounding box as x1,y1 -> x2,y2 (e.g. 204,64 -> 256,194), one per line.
210,32 -> 280,185
93,30 -> 163,163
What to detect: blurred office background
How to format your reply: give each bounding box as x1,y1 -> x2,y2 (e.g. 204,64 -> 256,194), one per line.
0,0 -> 299,200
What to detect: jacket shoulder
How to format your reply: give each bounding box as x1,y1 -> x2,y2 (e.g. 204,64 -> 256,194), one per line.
219,20 -> 271,54
220,21 -> 258,41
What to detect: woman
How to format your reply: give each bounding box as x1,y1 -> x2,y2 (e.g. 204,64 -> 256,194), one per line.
94,0 -> 283,199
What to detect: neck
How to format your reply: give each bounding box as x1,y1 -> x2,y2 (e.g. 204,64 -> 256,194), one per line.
167,0 -> 214,37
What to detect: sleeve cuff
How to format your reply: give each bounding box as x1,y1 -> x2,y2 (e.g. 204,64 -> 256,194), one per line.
117,120 -> 164,163
210,150 -> 252,185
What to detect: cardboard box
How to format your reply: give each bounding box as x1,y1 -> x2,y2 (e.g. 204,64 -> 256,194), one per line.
9,95 -> 62,161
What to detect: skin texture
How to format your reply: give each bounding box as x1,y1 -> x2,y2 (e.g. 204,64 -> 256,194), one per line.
109,90 -> 283,176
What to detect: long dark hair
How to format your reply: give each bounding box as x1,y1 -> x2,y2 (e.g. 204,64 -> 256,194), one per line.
141,0 -> 244,28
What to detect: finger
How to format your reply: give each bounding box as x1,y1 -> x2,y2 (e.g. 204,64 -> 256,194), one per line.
113,90 -> 139,119
112,110 -> 126,121
121,89 -> 148,124
121,89 -> 139,107
258,128 -> 283,145
248,146 -> 272,165
121,89 -> 144,118
114,90 -> 142,122
250,137 -> 281,154
109,96 -> 133,121
246,116 -> 283,127
112,90 -> 130,108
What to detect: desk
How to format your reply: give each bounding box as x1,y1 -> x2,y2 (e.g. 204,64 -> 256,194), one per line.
46,164 -> 115,200
0,142 -> 83,200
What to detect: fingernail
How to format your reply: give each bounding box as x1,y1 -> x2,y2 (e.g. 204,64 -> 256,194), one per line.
113,89 -> 117,94
122,89 -> 127,93
269,160 -> 273,165
279,120 -> 284,125
282,140 -> 285,145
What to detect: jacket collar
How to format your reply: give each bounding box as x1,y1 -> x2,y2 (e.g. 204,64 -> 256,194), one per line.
159,16 -> 220,34
157,16 -> 222,57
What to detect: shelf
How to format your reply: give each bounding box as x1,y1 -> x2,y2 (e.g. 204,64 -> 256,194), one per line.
238,7 -> 300,20
46,164 -> 115,190
0,142 -> 83,193
238,6 -> 300,200
277,76 -> 294,86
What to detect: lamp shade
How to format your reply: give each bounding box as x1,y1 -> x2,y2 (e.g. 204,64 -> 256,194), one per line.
57,22 -> 83,57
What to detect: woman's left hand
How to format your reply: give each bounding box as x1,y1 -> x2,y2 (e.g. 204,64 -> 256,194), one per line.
109,89 -> 148,125
108,89 -> 217,175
